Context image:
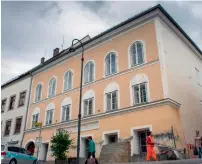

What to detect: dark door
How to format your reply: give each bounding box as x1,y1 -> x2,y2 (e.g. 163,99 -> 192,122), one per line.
138,130 -> 150,154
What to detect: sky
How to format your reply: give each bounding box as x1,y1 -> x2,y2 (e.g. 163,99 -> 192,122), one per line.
1,1 -> 202,84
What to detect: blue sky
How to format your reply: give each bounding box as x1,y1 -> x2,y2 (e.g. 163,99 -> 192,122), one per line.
1,1 -> 202,84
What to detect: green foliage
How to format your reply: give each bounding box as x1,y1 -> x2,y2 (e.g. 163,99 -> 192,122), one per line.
50,128 -> 73,160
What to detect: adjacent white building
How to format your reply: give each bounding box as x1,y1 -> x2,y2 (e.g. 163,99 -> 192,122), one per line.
155,17 -> 202,144
1,73 -> 32,147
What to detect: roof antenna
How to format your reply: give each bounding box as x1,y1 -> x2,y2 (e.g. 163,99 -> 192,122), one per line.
61,36 -> 64,50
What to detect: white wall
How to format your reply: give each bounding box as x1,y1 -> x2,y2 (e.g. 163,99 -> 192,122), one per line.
1,76 -> 31,146
155,18 -> 202,144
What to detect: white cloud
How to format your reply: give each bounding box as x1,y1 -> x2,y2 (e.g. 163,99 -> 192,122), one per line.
191,4 -> 202,20
1,1 -> 202,84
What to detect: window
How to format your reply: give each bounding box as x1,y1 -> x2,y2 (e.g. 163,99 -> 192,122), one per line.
32,113 -> 39,128
18,91 -> 26,107
106,91 -> 118,111
83,98 -> 93,116
14,117 -> 22,134
8,147 -> 20,153
195,68 -> 200,85
1,99 -> 7,113
130,41 -> 144,67
4,120 -> 12,136
133,83 -> 147,105
8,95 -> 16,110
35,84 -> 42,102
84,61 -> 94,84
46,109 -> 53,125
105,52 -> 117,76
48,78 -> 56,97
64,71 -> 73,91
61,105 -> 70,122
20,148 -> 30,155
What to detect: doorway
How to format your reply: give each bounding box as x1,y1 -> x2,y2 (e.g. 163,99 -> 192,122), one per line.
26,141 -> 35,155
39,143 -> 49,161
138,130 -> 150,154
131,125 -> 152,155
104,133 -> 118,145
80,136 -> 90,158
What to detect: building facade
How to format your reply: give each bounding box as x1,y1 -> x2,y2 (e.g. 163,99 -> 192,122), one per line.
1,73 -> 31,147
21,5 -> 202,161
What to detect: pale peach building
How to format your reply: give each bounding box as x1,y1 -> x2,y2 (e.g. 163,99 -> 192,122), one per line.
22,5 -> 202,161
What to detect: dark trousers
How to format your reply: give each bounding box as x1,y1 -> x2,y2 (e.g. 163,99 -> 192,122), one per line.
85,152 -> 98,164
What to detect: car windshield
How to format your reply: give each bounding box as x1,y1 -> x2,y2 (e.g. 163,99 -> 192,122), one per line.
1,145 -> 5,151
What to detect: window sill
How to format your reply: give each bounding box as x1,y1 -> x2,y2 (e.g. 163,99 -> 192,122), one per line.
83,114 -> 93,118
61,120 -> 70,123
133,102 -> 148,106
130,62 -> 145,68
105,109 -> 118,113
105,72 -> 118,78
48,95 -> 56,98
84,81 -> 94,85
4,135 -> 10,137
63,89 -> 73,93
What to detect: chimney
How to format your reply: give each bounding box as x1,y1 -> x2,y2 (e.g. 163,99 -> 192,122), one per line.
53,48 -> 59,57
40,57 -> 45,64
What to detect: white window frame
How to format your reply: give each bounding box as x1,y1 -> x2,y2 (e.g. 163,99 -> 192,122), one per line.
105,91 -> 118,112
105,52 -> 118,76
83,98 -> 94,116
132,82 -> 148,105
61,105 -> 70,122
60,97 -> 72,122
82,90 -> 95,117
48,77 -> 57,97
45,109 -> 54,125
63,70 -> 73,91
35,83 -> 42,102
128,40 -> 146,68
32,113 -> 39,128
45,103 -> 55,125
30,107 -> 40,129
84,61 -> 95,84
104,82 -> 120,112
130,74 -> 150,106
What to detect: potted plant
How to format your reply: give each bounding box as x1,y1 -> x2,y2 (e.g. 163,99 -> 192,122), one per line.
50,128 -> 73,164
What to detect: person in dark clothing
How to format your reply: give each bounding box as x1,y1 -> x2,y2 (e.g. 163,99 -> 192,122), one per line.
85,153 -> 97,164
85,136 -> 98,164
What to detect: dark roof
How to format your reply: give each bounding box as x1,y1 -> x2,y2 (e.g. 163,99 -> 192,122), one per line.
2,4 -> 201,89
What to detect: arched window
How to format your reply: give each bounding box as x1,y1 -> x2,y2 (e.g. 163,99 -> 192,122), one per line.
31,108 -> 40,128
84,61 -> 94,84
64,71 -> 73,91
82,90 -> 95,117
35,84 -> 42,102
130,41 -> 144,67
104,82 -> 120,112
105,52 -> 117,76
130,74 -> 149,105
48,77 -> 56,97
60,97 -> 72,122
45,103 -> 54,125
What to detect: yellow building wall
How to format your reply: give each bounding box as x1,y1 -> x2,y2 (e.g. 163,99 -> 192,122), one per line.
23,104 -> 185,160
